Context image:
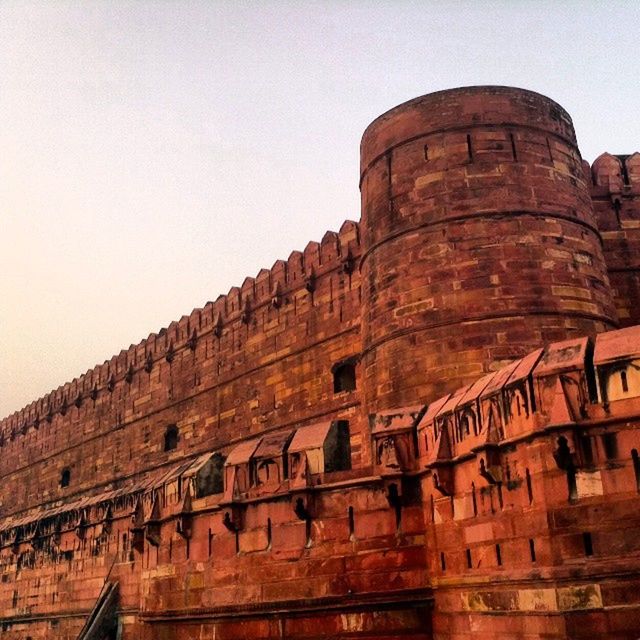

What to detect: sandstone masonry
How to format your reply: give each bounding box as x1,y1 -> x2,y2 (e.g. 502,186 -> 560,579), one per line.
1,86 -> 639,639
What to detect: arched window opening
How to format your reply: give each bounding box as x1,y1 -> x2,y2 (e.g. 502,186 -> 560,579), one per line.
60,468 -> 71,488
621,369 -> 629,393
333,361 -> 356,393
164,425 -> 179,452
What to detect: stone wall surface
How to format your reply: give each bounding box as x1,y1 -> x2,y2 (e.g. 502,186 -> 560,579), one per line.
1,86 -> 640,639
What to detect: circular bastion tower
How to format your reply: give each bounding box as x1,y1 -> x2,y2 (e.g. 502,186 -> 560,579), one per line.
360,86 -> 618,412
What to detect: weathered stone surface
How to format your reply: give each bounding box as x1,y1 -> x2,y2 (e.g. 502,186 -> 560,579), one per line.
1,86 -> 639,639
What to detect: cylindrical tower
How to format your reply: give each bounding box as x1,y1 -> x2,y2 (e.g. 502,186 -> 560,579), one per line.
360,86 -> 617,412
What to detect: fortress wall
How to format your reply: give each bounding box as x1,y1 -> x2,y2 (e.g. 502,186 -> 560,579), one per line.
587,152 -> 640,327
359,87 -> 617,413
0,456 -> 430,639
416,329 -> 640,639
1,86 -> 640,640
0,221 -> 365,518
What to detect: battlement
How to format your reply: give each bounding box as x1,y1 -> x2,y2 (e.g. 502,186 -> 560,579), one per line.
2,87 -> 640,640
0,220 -> 361,441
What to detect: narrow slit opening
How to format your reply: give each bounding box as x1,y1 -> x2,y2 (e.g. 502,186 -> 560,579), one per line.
526,468 -> 534,504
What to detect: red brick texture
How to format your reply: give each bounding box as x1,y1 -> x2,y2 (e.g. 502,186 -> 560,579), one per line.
0,86 -> 639,639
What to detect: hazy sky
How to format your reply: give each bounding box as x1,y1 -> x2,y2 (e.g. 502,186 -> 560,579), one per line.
1,1 -> 639,418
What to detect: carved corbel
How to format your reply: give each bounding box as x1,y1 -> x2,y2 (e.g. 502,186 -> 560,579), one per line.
432,466 -> 454,496
75,510 -> 88,540
289,452 -> 311,489
9,529 -> 20,555
222,507 -> 243,533
176,487 -> 193,539
97,504 -> 113,538
144,495 -> 162,547
377,436 -> 401,470
130,497 -> 145,552
27,521 -> 42,550
293,495 -> 313,522
478,452 -> 502,485
51,519 -> 62,547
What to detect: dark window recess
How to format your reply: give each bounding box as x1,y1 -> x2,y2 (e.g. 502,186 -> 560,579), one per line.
324,421 -> 352,472
583,532 -> 594,557
602,433 -> 618,460
195,453 -> 225,498
60,468 -> 71,488
440,552 -> 446,572
466,548 -> 473,569
529,538 -> 537,562
348,506 -> 355,539
164,425 -> 179,452
580,435 -> 594,467
333,361 -> 356,393
621,369 -> 629,393
632,449 -> 640,493
495,544 -> 502,566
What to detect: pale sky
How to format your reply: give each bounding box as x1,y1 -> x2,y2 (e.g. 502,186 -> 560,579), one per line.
1,1 -> 639,418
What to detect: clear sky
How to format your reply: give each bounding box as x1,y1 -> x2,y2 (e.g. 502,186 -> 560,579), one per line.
1,0 -> 639,418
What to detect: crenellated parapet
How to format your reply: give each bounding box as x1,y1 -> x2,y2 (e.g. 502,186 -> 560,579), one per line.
586,152 -> 640,326
0,221 -> 364,519
0,220 -> 361,443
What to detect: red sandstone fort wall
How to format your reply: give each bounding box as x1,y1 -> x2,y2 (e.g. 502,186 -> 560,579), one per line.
0,221 -> 365,517
1,86 -> 640,640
